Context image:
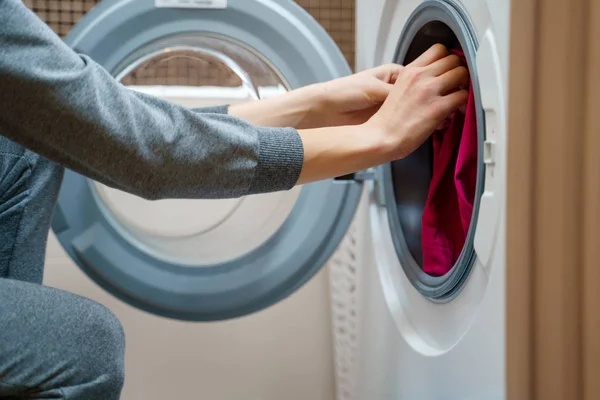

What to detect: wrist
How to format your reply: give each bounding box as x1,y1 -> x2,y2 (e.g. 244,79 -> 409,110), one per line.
291,83 -> 328,129
228,84 -> 322,128
361,117 -> 400,163
296,122 -> 393,185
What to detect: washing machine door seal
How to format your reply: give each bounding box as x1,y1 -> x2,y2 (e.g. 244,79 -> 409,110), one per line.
373,0 -> 486,300
51,0 -> 361,321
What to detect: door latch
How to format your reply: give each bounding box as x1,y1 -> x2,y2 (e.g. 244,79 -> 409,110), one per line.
333,168 -> 377,182
483,140 -> 496,165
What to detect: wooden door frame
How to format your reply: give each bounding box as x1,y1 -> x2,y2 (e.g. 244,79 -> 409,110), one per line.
506,0 -> 600,398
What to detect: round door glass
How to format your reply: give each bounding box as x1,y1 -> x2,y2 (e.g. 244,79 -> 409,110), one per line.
93,35 -> 301,266
52,0 -> 358,321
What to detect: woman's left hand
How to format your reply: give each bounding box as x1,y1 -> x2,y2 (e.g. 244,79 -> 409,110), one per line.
228,64 -> 404,130
301,64 -> 404,128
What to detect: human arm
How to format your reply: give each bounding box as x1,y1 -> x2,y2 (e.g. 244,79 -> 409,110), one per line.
0,0 -> 467,200
0,0 -> 302,200
228,63 -> 403,129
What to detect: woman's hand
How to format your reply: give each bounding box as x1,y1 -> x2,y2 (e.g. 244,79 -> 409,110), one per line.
299,64 -> 404,128
296,44 -> 469,185
366,44 -> 469,159
228,64 -> 404,130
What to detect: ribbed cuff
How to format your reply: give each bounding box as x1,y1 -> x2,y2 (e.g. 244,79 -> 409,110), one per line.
247,127 -> 304,194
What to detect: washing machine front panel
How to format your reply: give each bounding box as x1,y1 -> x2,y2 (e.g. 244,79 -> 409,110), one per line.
52,0 -> 362,322
356,0 -> 508,398
367,0 -> 506,324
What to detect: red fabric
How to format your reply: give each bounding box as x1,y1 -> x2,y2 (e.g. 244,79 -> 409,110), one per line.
421,49 -> 477,276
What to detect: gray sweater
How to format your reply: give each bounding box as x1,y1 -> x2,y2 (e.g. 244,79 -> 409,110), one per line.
0,0 -> 304,200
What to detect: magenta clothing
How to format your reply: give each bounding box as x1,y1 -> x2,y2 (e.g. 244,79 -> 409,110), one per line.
421,50 -> 477,276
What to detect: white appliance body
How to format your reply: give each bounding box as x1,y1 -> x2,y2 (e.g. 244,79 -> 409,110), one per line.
353,0 -> 509,399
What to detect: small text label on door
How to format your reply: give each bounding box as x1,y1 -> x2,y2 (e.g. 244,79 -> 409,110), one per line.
155,0 -> 227,9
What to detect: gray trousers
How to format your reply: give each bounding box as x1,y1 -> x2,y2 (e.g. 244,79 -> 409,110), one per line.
0,135 -> 125,399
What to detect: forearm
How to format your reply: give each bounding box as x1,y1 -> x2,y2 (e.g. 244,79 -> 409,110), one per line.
0,0 -> 303,199
228,85 -> 323,129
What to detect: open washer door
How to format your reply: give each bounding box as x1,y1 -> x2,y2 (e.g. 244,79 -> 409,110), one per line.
52,0 -> 362,322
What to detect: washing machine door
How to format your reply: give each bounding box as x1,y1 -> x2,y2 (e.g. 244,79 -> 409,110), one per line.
51,0 -> 361,321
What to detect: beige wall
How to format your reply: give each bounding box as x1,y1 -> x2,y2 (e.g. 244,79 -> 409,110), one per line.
45,233 -> 337,400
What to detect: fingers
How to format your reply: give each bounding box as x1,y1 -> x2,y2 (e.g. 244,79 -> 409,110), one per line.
409,43 -> 448,67
436,66 -> 470,95
367,79 -> 394,104
438,89 -> 469,115
427,53 -> 462,76
371,63 -> 404,84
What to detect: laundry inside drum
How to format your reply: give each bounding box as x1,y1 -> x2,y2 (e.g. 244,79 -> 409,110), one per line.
93,35 -> 300,266
389,21 -> 479,278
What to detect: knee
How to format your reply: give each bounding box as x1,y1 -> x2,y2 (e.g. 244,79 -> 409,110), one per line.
71,300 -> 126,395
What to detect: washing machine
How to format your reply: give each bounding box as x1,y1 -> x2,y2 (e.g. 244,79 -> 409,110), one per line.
349,0 -> 509,399
42,0 -> 507,399
42,0 -> 362,399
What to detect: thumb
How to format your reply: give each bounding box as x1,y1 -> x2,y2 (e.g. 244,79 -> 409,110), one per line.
367,79 -> 394,105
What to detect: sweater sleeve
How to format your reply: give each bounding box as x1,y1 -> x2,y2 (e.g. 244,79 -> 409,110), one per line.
0,0 -> 304,200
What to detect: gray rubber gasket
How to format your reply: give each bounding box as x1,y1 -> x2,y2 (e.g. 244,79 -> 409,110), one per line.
378,0 -> 485,301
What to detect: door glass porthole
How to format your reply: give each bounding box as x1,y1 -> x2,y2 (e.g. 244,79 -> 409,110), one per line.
93,34 -> 301,266
380,0 -> 485,300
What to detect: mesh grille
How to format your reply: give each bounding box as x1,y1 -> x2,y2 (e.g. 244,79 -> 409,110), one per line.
328,221 -> 361,400
23,0 -> 99,37
119,50 -> 244,87
24,0 -> 355,87
294,0 -> 355,70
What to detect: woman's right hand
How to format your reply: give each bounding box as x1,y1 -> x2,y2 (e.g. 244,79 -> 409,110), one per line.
296,43 -> 470,185
367,43 -> 470,160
